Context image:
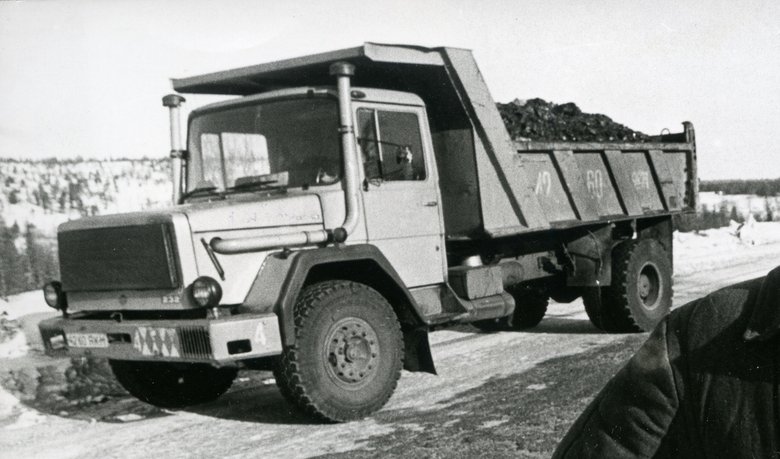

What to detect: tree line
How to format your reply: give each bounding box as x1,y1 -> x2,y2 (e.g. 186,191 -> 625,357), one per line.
700,179 -> 780,197
0,219 -> 58,300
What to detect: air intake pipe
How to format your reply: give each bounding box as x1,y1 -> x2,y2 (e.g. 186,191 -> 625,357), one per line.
163,94 -> 187,205
210,62 -> 360,255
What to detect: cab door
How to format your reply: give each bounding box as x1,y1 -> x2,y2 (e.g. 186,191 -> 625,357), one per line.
356,106 -> 445,287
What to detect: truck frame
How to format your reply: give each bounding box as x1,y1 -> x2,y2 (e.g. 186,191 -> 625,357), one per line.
39,43 -> 697,421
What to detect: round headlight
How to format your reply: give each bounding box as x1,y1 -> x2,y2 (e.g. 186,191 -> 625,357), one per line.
43,281 -> 66,310
191,276 -> 222,308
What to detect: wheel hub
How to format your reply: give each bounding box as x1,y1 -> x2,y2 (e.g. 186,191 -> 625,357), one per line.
325,318 -> 379,385
637,263 -> 661,309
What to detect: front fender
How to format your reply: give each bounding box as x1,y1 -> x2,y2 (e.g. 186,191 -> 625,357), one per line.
242,244 -> 425,345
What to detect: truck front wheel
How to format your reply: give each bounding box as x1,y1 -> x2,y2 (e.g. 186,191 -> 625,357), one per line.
109,360 -> 237,408
275,280 -> 403,422
582,239 -> 672,332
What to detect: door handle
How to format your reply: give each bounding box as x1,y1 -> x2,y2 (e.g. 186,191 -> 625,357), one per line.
423,201 -> 438,207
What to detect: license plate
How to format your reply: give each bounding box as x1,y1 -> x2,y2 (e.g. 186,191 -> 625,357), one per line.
67,333 -> 109,348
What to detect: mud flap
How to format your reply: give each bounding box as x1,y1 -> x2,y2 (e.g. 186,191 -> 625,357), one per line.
403,327 -> 436,375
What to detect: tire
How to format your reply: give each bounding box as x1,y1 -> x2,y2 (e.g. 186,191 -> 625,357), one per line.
509,291 -> 548,329
275,280 -> 403,422
472,290 -> 548,331
109,360 -> 237,408
582,239 -> 672,333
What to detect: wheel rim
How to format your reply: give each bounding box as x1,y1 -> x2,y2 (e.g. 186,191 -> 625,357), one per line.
637,262 -> 662,310
324,317 -> 380,389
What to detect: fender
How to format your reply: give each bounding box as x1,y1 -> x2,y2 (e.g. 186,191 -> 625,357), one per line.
242,244 -> 435,373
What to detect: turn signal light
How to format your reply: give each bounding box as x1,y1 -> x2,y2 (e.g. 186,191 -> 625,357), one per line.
191,276 -> 222,308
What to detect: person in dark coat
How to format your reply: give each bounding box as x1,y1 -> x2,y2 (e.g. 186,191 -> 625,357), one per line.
554,266 -> 780,458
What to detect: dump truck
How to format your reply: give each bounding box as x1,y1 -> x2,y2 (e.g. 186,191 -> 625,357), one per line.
39,43 -> 697,421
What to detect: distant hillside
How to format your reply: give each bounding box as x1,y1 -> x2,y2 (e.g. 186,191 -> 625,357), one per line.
0,158 -> 171,236
0,158 -> 172,298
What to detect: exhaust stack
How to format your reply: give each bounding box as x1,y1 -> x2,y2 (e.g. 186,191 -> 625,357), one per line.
210,61 -> 360,255
163,94 -> 186,205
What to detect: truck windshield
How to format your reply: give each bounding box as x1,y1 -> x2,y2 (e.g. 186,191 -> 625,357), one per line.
186,98 -> 341,195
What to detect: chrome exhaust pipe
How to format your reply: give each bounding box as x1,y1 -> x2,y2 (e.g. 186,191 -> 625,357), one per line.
163,94 -> 186,205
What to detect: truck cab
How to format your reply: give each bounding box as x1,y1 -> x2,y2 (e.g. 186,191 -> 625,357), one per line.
39,43 -> 696,422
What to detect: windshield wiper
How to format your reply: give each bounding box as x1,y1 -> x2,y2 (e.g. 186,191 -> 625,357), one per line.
181,186 -> 224,200
227,172 -> 290,193
230,178 -> 279,189
226,179 -> 286,194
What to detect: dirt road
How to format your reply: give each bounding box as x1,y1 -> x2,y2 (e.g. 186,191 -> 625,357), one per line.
2,234 -> 779,459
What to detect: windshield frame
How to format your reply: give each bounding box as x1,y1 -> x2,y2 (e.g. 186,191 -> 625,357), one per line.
183,92 -> 342,200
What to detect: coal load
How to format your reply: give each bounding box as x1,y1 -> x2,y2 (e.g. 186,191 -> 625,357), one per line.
497,98 -> 649,143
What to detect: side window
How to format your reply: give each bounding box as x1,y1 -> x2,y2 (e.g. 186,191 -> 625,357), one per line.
356,108 -> 426,181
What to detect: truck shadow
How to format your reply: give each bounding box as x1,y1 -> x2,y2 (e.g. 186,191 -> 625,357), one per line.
184,380 -> 312,425
4,368 -> 312,425
527,317 -> 606,334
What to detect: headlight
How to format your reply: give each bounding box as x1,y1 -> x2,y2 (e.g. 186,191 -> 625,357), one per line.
191,276 -> 222,308
43,281 -> 66,310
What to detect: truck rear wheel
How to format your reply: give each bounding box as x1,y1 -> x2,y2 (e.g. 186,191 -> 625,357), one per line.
275,280 -> 403,422
109,360 -> 237,408
582,239 -> 672,332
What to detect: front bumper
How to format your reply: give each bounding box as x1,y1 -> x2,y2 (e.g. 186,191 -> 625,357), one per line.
39,313 -> 283,363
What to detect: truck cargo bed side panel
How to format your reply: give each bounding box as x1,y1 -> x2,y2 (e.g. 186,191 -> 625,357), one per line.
573,152 -> 624,217
552,150 -> 600,221
519,153 -> 577,223
603,149 -> 645,215
648,149 -> 683,211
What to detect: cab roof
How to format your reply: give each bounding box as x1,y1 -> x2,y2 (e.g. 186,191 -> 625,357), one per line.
172,43 -> 455,96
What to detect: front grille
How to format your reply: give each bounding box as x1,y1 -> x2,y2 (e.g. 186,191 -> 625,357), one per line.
178,326 -> 212,359
59,224 -> 180,292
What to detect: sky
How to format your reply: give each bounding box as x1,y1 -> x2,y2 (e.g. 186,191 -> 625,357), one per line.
1,0 -> 779,179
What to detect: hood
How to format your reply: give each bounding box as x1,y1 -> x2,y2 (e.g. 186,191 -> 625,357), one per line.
743,265 -> 780,341
182,193 -> 323,233
57,193 -> 324,233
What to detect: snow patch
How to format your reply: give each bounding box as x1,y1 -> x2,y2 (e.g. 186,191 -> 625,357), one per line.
0,291 -> 52,320
3,406 -> 48,430
480,418 -> 509,429
0,331 -> 28,359
525,383 -> 548,391
0,386 -> 20,419
114,413 -> 144,423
